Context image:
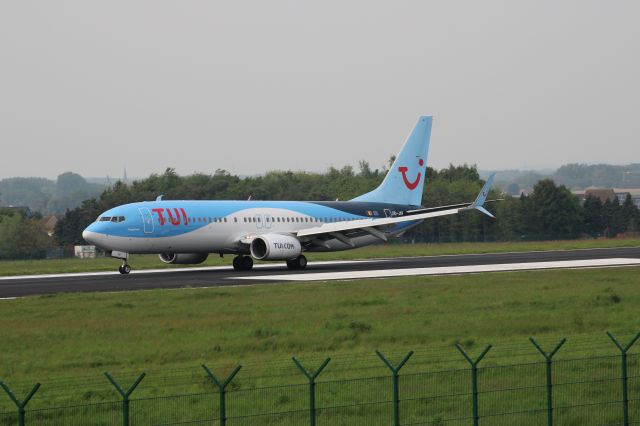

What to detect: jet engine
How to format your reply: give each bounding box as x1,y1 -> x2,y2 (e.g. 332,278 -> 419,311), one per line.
159,253 -> 209,264
250,234 -> 302,260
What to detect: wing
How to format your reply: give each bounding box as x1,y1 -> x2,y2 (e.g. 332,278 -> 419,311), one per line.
297,174 -> 497,246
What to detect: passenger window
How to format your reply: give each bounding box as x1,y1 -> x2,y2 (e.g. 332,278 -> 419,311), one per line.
224,218 -> 227,223
234,217 -> 238,222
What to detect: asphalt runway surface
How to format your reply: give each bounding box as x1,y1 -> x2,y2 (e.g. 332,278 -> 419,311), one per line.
1,247 -> 639,298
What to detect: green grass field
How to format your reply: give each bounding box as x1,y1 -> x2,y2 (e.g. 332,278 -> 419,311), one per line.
1,266 -> 639,400
1,237 -> 639,276
2,266 -> 640,424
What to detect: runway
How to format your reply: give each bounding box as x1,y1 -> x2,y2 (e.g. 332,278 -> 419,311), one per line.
1,247 -> 639,298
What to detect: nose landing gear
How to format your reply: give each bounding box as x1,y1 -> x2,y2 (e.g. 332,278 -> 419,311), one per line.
111,251 -> 132,275
232,255 -> 254,271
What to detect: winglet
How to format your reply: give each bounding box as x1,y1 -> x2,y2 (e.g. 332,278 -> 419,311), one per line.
465,174 -> 496,219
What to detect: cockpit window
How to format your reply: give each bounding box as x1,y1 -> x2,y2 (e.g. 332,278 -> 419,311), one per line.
98,216 -> 125,223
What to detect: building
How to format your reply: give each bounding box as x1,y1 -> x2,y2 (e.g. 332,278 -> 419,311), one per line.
573,187 -> 640,208
583,187 -> 616,203
612,188 -> 640,209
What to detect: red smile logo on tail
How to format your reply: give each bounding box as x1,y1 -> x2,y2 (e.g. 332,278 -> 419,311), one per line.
398,159 -> 424,190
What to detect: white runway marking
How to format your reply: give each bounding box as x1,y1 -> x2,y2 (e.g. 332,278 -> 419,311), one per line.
236,258 -> 640,281
0,259 -> 389,281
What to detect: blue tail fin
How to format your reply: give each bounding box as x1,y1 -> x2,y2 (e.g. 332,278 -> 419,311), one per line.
352,116 -> 432,206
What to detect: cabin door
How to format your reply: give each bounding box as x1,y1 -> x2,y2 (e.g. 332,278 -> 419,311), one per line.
139,208 -> 154,234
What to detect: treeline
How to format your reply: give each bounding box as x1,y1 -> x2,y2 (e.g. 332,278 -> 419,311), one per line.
0,209 -> 52,260
0,172 -> 105,214
494,163 -> 640,195
54,165 -> 640,248
554,163 -> 640,189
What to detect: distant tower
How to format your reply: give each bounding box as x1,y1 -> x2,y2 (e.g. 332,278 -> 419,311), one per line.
123,167 -> 128,184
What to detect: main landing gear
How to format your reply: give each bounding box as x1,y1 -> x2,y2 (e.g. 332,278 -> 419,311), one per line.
232,255 -> 307,271
233,255 -> 254,271
286,255 -> 307,270
118,261 -> 131,275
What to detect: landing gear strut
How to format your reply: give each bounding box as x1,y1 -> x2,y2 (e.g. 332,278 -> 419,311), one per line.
118,261 -> 131,275
286,255 -> 307,270
233,255 -> 254,271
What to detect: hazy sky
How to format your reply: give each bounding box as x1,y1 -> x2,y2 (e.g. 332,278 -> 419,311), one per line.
1,1 -> 639,179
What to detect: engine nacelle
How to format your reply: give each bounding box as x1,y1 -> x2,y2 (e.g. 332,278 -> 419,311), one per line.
250,234 -> 302,260
159,253 -> 209,264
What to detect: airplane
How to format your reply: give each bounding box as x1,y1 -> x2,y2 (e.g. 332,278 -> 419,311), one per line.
82,116 -> 497,274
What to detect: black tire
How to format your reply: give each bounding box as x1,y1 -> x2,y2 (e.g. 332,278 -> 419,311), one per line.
242,256 -> 254,270
232,256 -> 242,271
287,255 -> 307,270
119,265 -> 131,275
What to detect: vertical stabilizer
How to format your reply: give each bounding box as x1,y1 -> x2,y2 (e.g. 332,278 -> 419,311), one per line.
352,116 -> 432,206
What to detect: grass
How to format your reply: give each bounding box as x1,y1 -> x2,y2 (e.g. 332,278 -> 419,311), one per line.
2,265 -> 640,424
1,266 -> 640,421
1,237 -> 639,276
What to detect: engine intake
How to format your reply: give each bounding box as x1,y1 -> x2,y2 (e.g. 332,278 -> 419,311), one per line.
250,234 -> 302,260
159,253 -> 209,264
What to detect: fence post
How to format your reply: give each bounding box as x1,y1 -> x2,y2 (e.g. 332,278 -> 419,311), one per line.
0,381 -> 40,426
202,364 -> 242,426
375,350 -> 414,426
104,372 -> 145,426
292,357 -> 331,426
456,343 -> 491,426
530,337 -> 566,426
607,331 -> 640,426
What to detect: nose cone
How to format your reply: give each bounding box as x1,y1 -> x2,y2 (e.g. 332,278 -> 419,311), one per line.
82,223 -> 98,245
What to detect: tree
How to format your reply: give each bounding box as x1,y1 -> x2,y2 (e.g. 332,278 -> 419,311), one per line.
620,193 -> 640,233
583,195 -> 604,237
602,197 -> 622,237
0,211 -> 52,259
524,179 -> 583,239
